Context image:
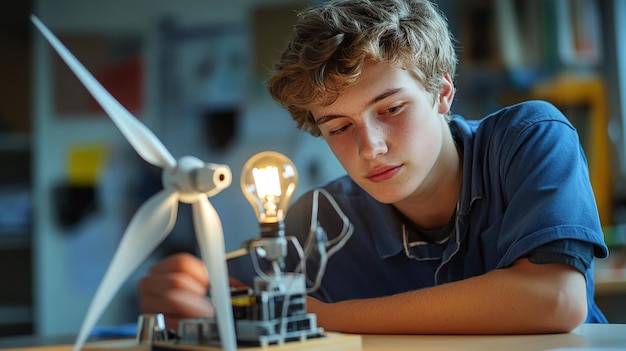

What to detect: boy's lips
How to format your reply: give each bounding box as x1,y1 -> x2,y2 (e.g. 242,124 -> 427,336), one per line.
366,165 -> 402,182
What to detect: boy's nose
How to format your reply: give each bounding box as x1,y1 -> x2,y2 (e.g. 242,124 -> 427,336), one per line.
358,124 -> 388,160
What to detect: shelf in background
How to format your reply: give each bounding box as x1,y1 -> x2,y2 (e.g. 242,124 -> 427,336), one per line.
0,232 -> 31,250
594,238 -> 626,295
604,224 -> 626,247
0,133 -> 31,152
0,305 -> 32,326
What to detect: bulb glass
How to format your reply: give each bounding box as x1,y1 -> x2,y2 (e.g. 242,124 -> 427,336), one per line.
241,151 -> 298,224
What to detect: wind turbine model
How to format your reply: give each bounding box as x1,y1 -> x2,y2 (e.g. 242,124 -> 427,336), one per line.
31,16 -> 238,351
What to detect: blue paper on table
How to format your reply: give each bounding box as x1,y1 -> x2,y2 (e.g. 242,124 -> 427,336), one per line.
90,323 -> 137,337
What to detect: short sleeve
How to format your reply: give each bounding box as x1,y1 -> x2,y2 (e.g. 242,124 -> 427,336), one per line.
492,102 -> 608,267
527,239 -> 594,275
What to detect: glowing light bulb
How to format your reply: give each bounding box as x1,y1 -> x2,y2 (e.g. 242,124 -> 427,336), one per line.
241,151 -> 298,233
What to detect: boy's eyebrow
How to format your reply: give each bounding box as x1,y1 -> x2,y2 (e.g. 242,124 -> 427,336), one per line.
314,88 -> 405,125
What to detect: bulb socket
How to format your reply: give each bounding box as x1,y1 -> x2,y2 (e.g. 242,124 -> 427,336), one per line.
259,221 -> 284,238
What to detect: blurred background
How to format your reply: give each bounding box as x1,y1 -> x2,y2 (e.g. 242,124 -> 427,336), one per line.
0,0 -> 625,339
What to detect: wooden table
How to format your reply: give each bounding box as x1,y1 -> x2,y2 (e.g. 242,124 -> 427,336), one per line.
2,324 -> 624,351
361,323 -> 625,350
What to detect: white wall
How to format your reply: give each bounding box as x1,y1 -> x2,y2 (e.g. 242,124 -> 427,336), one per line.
32,0 -> 343,336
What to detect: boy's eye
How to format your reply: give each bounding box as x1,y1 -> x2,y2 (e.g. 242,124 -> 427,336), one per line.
382,104 -> 404,115
329,124 -> 351,136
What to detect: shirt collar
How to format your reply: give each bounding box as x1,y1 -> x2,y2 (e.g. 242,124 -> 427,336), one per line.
449,116 -> 483,217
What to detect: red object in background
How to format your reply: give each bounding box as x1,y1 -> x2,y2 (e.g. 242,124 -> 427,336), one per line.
88,55 -> 144,115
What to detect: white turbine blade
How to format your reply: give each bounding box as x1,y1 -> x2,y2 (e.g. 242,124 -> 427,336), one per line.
192,196 -> 237,351
30,15 -> 176,170
73,188 -> 179,351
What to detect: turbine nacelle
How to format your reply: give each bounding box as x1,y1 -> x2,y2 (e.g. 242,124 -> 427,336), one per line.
163,156 -> 232,203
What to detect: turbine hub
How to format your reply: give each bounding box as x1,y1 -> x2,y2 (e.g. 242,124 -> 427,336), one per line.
163,156 -> 232,204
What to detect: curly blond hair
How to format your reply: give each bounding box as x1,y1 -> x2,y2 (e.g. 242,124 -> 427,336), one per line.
267,0 -> 457,137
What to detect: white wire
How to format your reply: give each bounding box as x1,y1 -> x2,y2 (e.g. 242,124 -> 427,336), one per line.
317,188 -> 353,254
302,188 -> 354,293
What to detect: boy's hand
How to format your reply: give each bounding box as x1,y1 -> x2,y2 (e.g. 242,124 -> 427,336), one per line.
138,252 -> 214,331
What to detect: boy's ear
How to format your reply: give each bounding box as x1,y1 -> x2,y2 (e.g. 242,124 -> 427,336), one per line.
437,73 -> 455,114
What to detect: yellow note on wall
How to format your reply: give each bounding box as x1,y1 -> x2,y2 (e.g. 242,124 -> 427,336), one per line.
67,144 -> 109,186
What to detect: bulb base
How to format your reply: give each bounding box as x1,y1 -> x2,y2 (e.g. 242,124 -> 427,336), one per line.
259,221 -> 285,238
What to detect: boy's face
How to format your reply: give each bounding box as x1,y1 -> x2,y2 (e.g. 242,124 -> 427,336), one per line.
309,60 -> 455,205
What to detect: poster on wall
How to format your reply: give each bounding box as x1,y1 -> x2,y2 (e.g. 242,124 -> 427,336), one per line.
171,25 -> 248,108
159,21 -> 249,155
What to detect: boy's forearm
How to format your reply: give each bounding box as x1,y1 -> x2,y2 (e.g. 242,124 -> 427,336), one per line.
307,259 -> 587,335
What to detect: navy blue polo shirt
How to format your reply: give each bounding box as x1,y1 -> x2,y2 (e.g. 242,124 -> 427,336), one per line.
283,100 -> 609,323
